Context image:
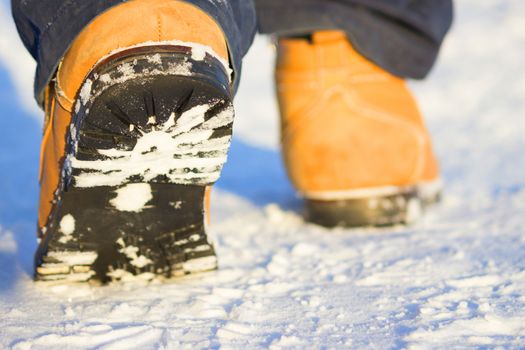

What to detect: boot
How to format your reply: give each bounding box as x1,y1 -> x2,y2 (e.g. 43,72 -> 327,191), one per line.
36,0 -> 233,283
276,31 -> 441,228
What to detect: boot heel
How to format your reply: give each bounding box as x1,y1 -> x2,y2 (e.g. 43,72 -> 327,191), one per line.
36,46 -> 233,283
305,188 -> 420,228
304,181 -> 442,228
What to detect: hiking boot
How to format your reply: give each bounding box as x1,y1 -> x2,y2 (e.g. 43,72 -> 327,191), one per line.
276,31 -> 441,228
35,0 -> 233,283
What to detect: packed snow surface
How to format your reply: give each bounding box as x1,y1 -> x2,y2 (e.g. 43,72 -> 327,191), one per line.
0,0 -> 524,348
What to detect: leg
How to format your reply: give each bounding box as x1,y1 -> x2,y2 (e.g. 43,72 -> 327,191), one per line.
255,0 -> 453,79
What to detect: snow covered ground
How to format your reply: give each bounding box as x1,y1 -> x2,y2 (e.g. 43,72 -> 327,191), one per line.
1,0 -> 525,348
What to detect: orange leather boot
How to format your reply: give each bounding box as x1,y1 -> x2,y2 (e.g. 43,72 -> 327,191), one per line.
276,31 -> 441,228
36,0 -> 234,283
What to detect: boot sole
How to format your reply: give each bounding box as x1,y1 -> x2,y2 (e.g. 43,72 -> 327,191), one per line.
304,180 -> 442,228
35,46 -> 233,284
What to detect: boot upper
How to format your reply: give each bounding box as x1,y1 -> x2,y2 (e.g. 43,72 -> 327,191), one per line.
276,31 -> 440,197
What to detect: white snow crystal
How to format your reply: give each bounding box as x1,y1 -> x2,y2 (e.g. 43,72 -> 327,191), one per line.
116,239 -> 153,269
47,251 -> 98,266
110,184 -> 153,212
59,214 -> 75,236
191,46 -> 207,61
58,214 -> 75,243
78,78 -> 92,105
146,53 -> 162,64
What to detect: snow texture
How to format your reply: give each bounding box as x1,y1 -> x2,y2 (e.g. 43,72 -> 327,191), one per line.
1,0 -> 525,348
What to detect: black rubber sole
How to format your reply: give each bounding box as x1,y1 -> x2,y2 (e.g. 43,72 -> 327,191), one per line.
36,46 -> 233,283
304,183 -> 442,228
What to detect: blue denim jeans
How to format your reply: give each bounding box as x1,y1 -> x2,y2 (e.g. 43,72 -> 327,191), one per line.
12,0 -> 452,106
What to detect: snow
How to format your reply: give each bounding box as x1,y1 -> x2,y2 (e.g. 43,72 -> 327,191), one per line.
110,184 -> 153,212
116,240 -> 153,269
78,78 -> 92,106
146,53 -> 162,65
46,251 -> 98,266
58,214 -> 75,243
191,46 -> 207,61
59,214 -> 75,236
1,0 -> 525,348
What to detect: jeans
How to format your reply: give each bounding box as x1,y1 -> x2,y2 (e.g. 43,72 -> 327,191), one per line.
11,0 -> 453,106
